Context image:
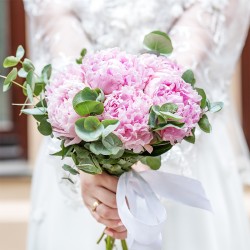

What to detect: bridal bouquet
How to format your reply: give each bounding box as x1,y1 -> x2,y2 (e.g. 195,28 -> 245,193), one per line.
1,31 -> 222,250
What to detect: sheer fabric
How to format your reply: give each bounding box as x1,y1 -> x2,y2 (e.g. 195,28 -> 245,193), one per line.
24,0 -> 250,249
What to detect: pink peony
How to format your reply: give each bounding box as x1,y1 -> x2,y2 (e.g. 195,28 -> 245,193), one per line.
103,86 -> 153,153
145,74 -> 202,144
138,53 -> 182,87
81,48 -> 147,94
45,65 -> 86,146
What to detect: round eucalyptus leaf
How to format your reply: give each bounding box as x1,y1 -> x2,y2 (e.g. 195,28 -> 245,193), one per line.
209,102 -> 224,113
198,114 -> 211,133
73,87 -> 99,108
140,156 -> 161,170
3,68 -> 18,92
3,56 -> 19,68
195,88 -> 207,109
75,118 -> 104,142
37,117 -> 52,136
16,45 -> 25,60
23,58 -> 35,72
74,100 -> 104,116
84,116 -> 101,132
182,69 -> 196,86
143,31 -> 173,55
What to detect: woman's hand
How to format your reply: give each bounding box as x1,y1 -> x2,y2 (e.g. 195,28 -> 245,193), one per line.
80,171 -> 127,239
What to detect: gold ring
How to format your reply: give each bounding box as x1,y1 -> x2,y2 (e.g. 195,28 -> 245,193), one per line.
91,200 -> 101,212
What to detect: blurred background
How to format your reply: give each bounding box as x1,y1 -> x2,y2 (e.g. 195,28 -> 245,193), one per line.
0,1 -> 249,250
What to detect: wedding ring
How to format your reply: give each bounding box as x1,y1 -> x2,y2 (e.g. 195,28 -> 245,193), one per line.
91,200 -> 101,212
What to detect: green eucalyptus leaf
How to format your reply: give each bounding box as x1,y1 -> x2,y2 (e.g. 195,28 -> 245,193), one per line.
18,68 -> 28,78
102,133 -> 123,154
96,88 -> 105,102
77,159 -> 102,175
84,116 -> 101,132
196,88 -> 207,109
62,177 -> 74,184
184,128 -> 196,144
62,164 -> 79,175
51,145 -> 73,159
34,82 -> 46,96
74,145 -> 89,158
41,64 -> 52,81
148,109 -> 157,128
147,142 -> 173,156
21,107 -> 47,115
159,111 -> 183,121
3,68 -> 18,92
16,45 -> 25,60
160,103 -> 178,113
89,141 -> 112,155
73,87 -> 99,106
109,148 -> 125,159
182,69 -> 196,86
33,114 -> 47,122
22,82 -> 27,96
26,70 -> 34,88
71,153 -> 79,165
37,117 -> 52,136
26,84 -> 33,103
143,31 -> 173,55
140,156 -> 161,170
102,119 -> 120,138
23,58 -> 35,72
198,114 -> 211,133
74,100 -> 104,116
75,118 -> 104,142
209,102 -> 224,113
154,121 -> 185,131
80,48 -> 87,57
3,56 -> 19,68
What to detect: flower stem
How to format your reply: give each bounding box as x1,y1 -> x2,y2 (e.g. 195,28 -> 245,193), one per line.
0,74 -> 26,90
121,240 -> 128,250
97,231 -> 105,244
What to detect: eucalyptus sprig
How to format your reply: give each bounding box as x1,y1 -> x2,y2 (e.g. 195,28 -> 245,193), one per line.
1,45 -> 52,135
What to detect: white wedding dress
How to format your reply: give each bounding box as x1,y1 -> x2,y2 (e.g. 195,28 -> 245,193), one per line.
24,0 -> 250,249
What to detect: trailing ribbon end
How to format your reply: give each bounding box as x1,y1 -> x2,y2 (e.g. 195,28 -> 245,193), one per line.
117,170 -> 212,250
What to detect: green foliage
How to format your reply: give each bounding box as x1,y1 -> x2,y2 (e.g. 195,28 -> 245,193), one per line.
198,114 -> 211,133
16,45 -> 25,60
184,128 -> 196,144
62,164 -> 79,175
23,58 -> 35,72
182,69 -> 196,86
195,88 -> 207,109
140,156 -> 161,170
3,56 -> 19,68
149,104 -> 183,133
143,31 -> 173,55
3,68 -> 17,92
76,48 -> 87,64
209,102 -> 224,113
73,87 -> 104,116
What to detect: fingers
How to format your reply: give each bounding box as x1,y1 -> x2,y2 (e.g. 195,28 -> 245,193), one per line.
80,171 -> 118,194
97,203 -> 120,220
105,228 -> 127,240
94,187 -> 117,208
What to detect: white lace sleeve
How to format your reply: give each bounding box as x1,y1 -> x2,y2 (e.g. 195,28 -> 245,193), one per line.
24,0 -> 91,69
162,0 -> 250,182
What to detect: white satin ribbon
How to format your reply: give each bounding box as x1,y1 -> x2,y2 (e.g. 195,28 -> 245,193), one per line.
116,170 -> 212,250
